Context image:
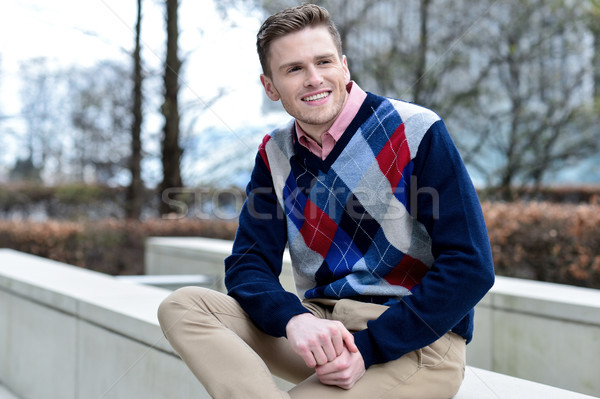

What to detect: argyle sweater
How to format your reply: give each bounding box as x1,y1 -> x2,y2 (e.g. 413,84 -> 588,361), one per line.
225,92 -> 495,369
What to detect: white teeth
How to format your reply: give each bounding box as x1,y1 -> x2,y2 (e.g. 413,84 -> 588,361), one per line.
303,92 -> 329,101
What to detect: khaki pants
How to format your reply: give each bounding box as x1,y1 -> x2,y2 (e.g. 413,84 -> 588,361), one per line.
157,287 -> 465,399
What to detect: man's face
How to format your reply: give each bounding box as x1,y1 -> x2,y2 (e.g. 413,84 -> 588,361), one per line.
260,26 -> 351,139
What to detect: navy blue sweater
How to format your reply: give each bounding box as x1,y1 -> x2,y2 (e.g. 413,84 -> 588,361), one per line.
225,93 -> 495,369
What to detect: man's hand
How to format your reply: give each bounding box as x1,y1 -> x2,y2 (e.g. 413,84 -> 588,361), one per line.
315,347 -> 365,389
285,313 -> 357,368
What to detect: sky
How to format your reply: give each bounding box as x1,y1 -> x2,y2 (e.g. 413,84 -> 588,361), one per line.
0,0 -> 295,184
4,1 -> 595,187
0,0 -> 288,157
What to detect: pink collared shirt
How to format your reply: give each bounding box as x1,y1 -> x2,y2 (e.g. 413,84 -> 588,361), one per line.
295,81 -> 367,160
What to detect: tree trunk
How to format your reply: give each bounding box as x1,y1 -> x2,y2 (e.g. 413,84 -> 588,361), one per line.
592,26 -> 600,109
126,0 -> 144,219
414,0 -> 430,105
159,0 -> 183,216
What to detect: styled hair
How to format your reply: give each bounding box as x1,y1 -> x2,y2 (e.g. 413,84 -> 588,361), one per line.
256,4 -> 343,77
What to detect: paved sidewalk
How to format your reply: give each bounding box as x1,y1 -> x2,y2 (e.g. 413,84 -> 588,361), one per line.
0,385 -> 19,399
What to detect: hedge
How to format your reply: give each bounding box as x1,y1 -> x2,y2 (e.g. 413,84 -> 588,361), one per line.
0,201 -> 599,289
0,218 -> 237,275
482,201 -> 600,289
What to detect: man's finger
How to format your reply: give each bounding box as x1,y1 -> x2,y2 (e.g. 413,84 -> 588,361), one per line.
322,340 -> 339,362
298,347 -> 318,368
332,328 -> 345,356
313,347 -> 329,366
342,329 -> 358,352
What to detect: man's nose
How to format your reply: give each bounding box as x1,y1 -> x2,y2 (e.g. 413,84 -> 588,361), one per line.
305,65 -> 323,86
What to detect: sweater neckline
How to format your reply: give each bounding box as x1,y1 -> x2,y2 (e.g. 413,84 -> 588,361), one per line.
292,92 -> 380,173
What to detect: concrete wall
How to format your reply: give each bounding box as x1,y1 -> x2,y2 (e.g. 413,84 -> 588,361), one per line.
0,248 -> 597,399
0,249 -> 209,399
145,237 -> 600,397
468,277 -> 600,396
145,237 -> 297,293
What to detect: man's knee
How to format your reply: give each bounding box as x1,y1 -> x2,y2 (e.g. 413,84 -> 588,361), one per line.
157,286 -> 213,328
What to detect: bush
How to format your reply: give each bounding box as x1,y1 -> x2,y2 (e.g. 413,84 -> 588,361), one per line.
479,185 -> 600,203
0,218 -> 237,275
1,201 -> 599,289
0,183 -> 246,221
482,201 -> 600,289
0,183 -> 128,220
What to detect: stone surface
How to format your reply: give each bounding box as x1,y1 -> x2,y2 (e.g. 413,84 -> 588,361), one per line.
468,277 -> 600,396
0,385 -> 20,399
2,294 -> 77,399
1,248 -> 598,399
142,238 -> 600,397
456,367 -> 599,399
76,321 -> 209,399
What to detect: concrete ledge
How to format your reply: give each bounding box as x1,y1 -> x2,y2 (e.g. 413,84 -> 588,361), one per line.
0,249 -> 203,398
145,236 -> 297,292
468,277 -> 600,395
484,276 -> 600,324
145,237 -> 600,397
456,368 -> 598,399
116,274 -> 217,291
0,248 -> 598,399
0,384 -> 19,399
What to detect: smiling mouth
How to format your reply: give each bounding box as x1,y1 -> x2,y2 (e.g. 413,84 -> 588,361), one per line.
302,92 -> 330,102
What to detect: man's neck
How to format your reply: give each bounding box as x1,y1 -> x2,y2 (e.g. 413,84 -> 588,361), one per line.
297,122 -> 331,146
294,82 -> 367,159
298,93 -> 350,146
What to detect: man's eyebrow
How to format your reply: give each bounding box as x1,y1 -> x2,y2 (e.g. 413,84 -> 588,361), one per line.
278,61 -> 302,72
314,53 -> 337,60
277,53 -> 338,71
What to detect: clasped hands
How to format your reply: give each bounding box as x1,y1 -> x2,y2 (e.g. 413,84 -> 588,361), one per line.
286,313 -> 365,390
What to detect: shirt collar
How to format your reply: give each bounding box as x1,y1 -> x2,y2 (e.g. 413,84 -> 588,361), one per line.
295,81 -> 367,145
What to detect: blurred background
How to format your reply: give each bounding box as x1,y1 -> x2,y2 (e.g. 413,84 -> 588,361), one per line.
0,0 -> 598,287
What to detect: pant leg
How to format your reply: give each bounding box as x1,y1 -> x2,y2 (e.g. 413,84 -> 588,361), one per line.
289,332 -> 465,399
157,286 -> 313,399
289,299 -> 466,399
158,289 -> 466,399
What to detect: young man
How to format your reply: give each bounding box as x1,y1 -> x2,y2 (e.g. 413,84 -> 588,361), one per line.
158,4 -> 495,398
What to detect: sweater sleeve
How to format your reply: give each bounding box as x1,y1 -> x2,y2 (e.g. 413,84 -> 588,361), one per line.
224,149 -> 310,338
353,120 -> 495,369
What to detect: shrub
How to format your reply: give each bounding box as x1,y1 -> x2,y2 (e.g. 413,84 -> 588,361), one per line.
482,201 -> 600,289
0,218 -> 237,275
1,201 -> 599,289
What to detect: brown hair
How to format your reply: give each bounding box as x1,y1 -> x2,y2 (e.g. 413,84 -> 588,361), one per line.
256,4 -> 343,77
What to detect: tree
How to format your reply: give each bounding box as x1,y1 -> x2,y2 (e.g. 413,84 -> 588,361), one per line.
158,0 -> 183,216
18,58 -> 68,183
9,158 -> 42,183
17,58 -> 134,186
588,0 -> 600,108
0,55 -> 7,179
220,0 -> 599,194
126,0 -> 145,219
459,0 -> 598,198
68,61 -> 132,184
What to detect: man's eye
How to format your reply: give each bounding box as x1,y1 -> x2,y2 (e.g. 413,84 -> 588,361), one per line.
288,66 -> 301,73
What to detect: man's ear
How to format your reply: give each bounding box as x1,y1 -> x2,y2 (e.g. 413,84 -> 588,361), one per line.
342,55 -> 351,84
260,74 -> 280,101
